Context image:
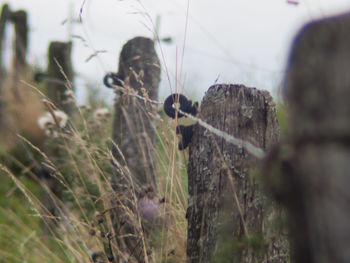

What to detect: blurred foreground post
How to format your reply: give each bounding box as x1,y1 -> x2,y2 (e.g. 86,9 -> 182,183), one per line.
281,13 -> 350,263
187,85 -> 288,262
111,37 -> 161,261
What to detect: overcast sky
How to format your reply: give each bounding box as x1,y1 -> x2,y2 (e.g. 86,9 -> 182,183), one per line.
3,0 -> 350,104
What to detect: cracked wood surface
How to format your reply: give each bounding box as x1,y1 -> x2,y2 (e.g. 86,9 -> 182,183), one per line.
187,84 -> 288,262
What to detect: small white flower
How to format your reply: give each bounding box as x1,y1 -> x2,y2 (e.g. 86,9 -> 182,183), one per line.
53,111 -> 68,128
44,129 -> 59,138
64,89 -> 74,97
38,110 -> 68,130
93,108 -> 111,121
38,114 -> 53,130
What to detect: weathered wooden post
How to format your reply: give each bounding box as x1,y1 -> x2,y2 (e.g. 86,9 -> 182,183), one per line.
40,41 -> 73,235
46,41 -> 74,114
9,9 -> 27,75
7,8 -> 28,103
0,4 -> 9,67
0,4 -> 28,128
110,37 -> 161,261
0,5 -> 40,149
278,12 -> 350,263
186,84 -> 288,262
0,4 -> 9,128
112,36 -> 160,188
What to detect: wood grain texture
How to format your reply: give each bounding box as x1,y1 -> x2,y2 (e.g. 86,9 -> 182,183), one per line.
187,84 -> 287,262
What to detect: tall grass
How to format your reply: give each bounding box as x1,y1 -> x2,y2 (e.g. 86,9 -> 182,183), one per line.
0,1 -> 290,261
0,65 -> 189,262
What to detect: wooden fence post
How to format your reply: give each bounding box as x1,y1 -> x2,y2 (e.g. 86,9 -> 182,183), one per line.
186,84 -> 288,262
47,41 -> 74,115
0,4 -> 9,68
279,12 -> 350,263
41,41 -> 73,235
0,5 -> 28,126
112,36 -> 160,187
0,4 -> 9,128
7,8 -> 28,103
9,9 -> 27,76
110,37 -> 161,261
0,5 -> 33,145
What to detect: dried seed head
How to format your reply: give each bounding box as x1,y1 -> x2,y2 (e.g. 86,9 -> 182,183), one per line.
64,89 -> 74,97
38,110 -> 68,138
93,108 -> 111,122
38,110 -> 68,130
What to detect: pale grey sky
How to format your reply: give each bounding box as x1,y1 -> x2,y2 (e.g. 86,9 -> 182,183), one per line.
3,0 -> 350,103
